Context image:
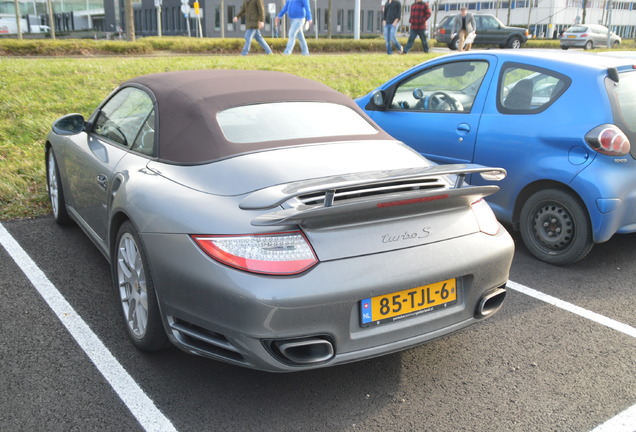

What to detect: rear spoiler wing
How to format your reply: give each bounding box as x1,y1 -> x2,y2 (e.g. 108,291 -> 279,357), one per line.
240,164 -> 506,227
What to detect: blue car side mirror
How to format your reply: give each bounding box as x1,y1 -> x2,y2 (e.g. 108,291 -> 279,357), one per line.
372,90 -> 386,108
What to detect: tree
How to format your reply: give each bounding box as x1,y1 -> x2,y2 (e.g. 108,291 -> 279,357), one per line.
124,0 -> 135,41
581,0 -> 588,23
327,0 -> 332,38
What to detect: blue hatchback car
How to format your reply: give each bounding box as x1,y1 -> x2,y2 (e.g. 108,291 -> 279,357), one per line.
357,50 -> 636,265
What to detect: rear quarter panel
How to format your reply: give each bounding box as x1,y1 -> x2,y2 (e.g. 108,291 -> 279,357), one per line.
471,58 -> 616,224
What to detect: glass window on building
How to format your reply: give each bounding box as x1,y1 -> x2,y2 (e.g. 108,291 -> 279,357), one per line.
367,10 -> 373,32
347,9 -> 353,31
227,5 -> 235,31
215,5 -> 221,31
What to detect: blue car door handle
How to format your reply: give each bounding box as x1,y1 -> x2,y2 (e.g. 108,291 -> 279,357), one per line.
457,123 -> 471,135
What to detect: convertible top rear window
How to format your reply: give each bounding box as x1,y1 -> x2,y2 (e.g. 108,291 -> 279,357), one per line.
217,102 -> 378,144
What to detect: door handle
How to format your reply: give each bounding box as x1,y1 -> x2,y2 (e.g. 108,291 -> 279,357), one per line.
97,174 -> 108,191
457,123 -> 471,134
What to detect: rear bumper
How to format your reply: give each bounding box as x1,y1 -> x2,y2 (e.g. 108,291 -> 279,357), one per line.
560,39 -> 587,48
572,160 -> 636,243
143,227 -> 514,372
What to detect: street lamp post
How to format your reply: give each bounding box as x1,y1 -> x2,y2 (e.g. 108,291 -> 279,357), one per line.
155,0 -> 162,36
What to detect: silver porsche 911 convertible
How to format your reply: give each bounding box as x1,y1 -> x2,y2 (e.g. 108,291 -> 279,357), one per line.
45,69 -> 514,372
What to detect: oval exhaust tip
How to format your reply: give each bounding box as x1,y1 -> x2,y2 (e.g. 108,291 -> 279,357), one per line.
476,286 -> 506,319
275,338 -> 335,365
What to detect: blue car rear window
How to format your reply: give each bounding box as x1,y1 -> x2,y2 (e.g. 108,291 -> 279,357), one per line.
614,72 -> 636,134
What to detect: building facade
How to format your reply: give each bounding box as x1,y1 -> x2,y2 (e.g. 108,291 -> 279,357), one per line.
104,0 -> 635,39
1,0 -> 104,32
105,0 -> 387,38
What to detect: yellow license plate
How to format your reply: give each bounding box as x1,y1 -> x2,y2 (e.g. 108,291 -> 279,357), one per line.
360,279 -> 457,327
567,35 -> 576,38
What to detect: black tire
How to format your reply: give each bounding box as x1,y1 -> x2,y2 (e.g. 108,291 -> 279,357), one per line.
46,148 -> 71,225
449,37 -> 459,50
612,41 -> 620,48
561,45 -> 569,50
113,221 -> 168,351
508,36 -> 522,49
519,189 -> 594,265
584,40 -> 593,50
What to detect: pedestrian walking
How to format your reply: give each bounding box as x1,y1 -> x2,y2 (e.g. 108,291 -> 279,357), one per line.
275,0 -> 312,55
451,6 -> 476,51
382,0 -> 403,54
403,0 -> 431,53
233,0 -> 273,55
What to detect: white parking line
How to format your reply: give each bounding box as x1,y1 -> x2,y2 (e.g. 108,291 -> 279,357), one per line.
590,404 -> 636,432
508,280 -> 636,432
507,281 -> 636,339
0,223 -> 178,432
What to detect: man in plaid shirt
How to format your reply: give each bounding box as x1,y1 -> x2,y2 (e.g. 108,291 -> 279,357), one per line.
403,0 -> 431,53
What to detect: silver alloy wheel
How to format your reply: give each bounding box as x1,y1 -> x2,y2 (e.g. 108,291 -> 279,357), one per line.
117,232 -> 149,339
47,151 -> 60,218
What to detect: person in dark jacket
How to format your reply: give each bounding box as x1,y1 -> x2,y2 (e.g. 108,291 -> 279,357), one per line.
382,0 -> 402,54
403,0 -> 431,53
233,0 -> 273,55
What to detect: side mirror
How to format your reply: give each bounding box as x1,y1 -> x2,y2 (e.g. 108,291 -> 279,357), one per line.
372,90 -> 386,108
52,113 -> 86,135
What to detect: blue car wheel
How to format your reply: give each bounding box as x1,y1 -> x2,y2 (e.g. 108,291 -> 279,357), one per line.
519,189 -> 593,265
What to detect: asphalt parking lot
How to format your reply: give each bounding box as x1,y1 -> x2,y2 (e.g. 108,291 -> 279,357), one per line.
1,216 -> 635,432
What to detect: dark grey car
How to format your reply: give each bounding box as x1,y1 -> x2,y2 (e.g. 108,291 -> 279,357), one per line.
45,70 -> 514,372
435,13 -> 528,50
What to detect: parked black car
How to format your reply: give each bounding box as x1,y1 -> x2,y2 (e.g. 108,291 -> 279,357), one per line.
435,14 -> 528,50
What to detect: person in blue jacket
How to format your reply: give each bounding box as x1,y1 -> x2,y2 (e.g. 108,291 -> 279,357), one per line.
275,0 -> 313,55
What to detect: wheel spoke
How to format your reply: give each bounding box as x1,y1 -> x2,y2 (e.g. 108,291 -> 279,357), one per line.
135,301 -> 148,334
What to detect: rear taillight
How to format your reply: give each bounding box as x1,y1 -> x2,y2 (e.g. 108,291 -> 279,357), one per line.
439,28 -> 446,34
585,124 -> 631,156
581,33 -> 588,37
192,231 -> 318,275
471,199 -> 500,236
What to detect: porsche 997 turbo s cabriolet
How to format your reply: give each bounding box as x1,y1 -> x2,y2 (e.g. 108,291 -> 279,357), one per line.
46,70 -> 514,372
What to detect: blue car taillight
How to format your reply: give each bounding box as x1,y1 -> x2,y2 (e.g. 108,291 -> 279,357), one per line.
585,124 -> 631,156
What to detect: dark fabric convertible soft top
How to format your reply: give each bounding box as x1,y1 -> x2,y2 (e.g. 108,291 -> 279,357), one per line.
124,70 -> 391,164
